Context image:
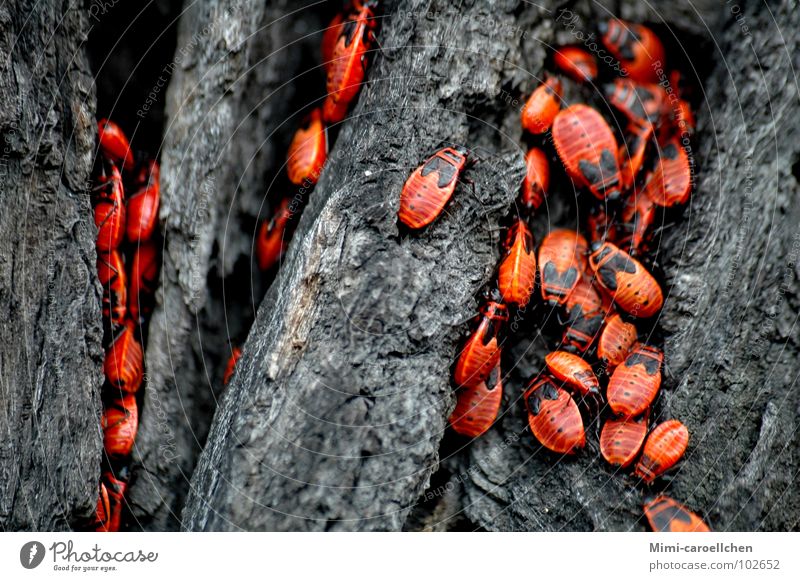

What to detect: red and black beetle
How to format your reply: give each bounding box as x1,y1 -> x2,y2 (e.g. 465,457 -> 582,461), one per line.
520,147 -> 550,212
524,376 -> 585,454
128,240 -> 159,325
645,137 -> 692,207
596,312 -> 638,370
126,160 -> 160,244
102,394 -> 138,458
644,496 -> 710,532
453,295 -> 508,388
588,241 -> 663,318
635,419 -> 689,483
323,2 -> 378,123
521,77 -> 562,134
449,364 -> 503,438
538,229 -> 588,306
398,146 -> 469,230
97,250 -> 127,334
104,321 -> 144,394
553,46 -> 598,83
498,219 -> 536,307
607,342 -> 663,417
552,104 -> 622,201
287,108 -> 328,186
97,119 -> 134,171
93,164 -> 126,252
600,413 -> 648,468
599,19 -> 665,84
256,198 -> 293,271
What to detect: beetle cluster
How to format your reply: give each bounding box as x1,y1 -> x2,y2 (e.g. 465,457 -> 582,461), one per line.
227,1 -> 382,385
91,119 -> 162,531
398,19 -> 707,532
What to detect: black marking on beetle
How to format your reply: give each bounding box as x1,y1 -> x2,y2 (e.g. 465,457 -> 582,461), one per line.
421,155 -> 458,188
487,365 -> 501,390
526,392 -> 541,415
342,19 -> 358,46
662,142 -> 679,160
625,349 -> 662,375
579,159 -> 602,187
651,503 -> 694,531
441,149 -> 464,163
543,262 -> 578,295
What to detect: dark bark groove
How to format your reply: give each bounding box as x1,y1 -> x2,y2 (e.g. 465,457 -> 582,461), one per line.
0,0 -> 102,531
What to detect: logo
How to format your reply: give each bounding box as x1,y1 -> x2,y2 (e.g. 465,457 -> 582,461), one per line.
20,541 -> 46,569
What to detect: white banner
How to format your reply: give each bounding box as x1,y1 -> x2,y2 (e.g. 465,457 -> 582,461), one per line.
1,532 -> 798,580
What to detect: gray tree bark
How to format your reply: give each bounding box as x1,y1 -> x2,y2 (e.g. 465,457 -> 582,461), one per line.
0,0 -> 102,531
127,0 -> 329,530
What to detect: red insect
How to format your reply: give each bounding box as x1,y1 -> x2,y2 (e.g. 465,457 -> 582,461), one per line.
521,77 -> 562,134
97,119 -> 134,171
524,376 -> 585,454
605,79 -> 666,126
256,198 -> 293,271
552,104 -> 622,201
553,46 -> 598,83
498,219 -> 536,307
321,12 -> 345,69
104,321 -> 144,394
102,394 -> 139,458
599,19 -> 665,84
600,414 -> 648,468
449,364 -> 503,438
322,4 -> 377,123
607,343 -> 663,417
100,468 -> 129,533
97,250 -> 127,333
597,312 -> 638,370
128,240 -> 159,325
286,108 -> 328,186
619,120 -> 654,192
95,483 -> 111,531
93,164 -> 126,252
644,496 -> 710,532
537,229 -> 588,306
453,297 -> 508,388
561,276 -> 605,353
588,241 -> 663,318
645,137 -> 692,207
398,146 -> 469,229
635,419 -> 689,483
617,188 -> 657,256
223,346 -> 242,386
520,147 -> 550,212
126,161 -> 160,243
544,350 -> 600,400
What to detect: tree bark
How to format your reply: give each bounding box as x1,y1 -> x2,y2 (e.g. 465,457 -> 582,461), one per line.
182,0 -> 536,531
0,0 -> 101,530
127,0 -> 328,530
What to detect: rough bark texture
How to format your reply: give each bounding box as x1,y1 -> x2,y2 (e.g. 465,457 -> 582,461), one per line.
182,0 -> 550,531
459,0 -> 800,532
127,0 -> 328,531
0,1 -> 101,530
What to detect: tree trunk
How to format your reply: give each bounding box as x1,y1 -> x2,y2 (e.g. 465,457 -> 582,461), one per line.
0,0 -> 101,530
126,0 -> 328,530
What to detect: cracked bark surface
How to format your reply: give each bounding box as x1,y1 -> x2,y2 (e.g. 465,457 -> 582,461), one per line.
0,0 -> 102,531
